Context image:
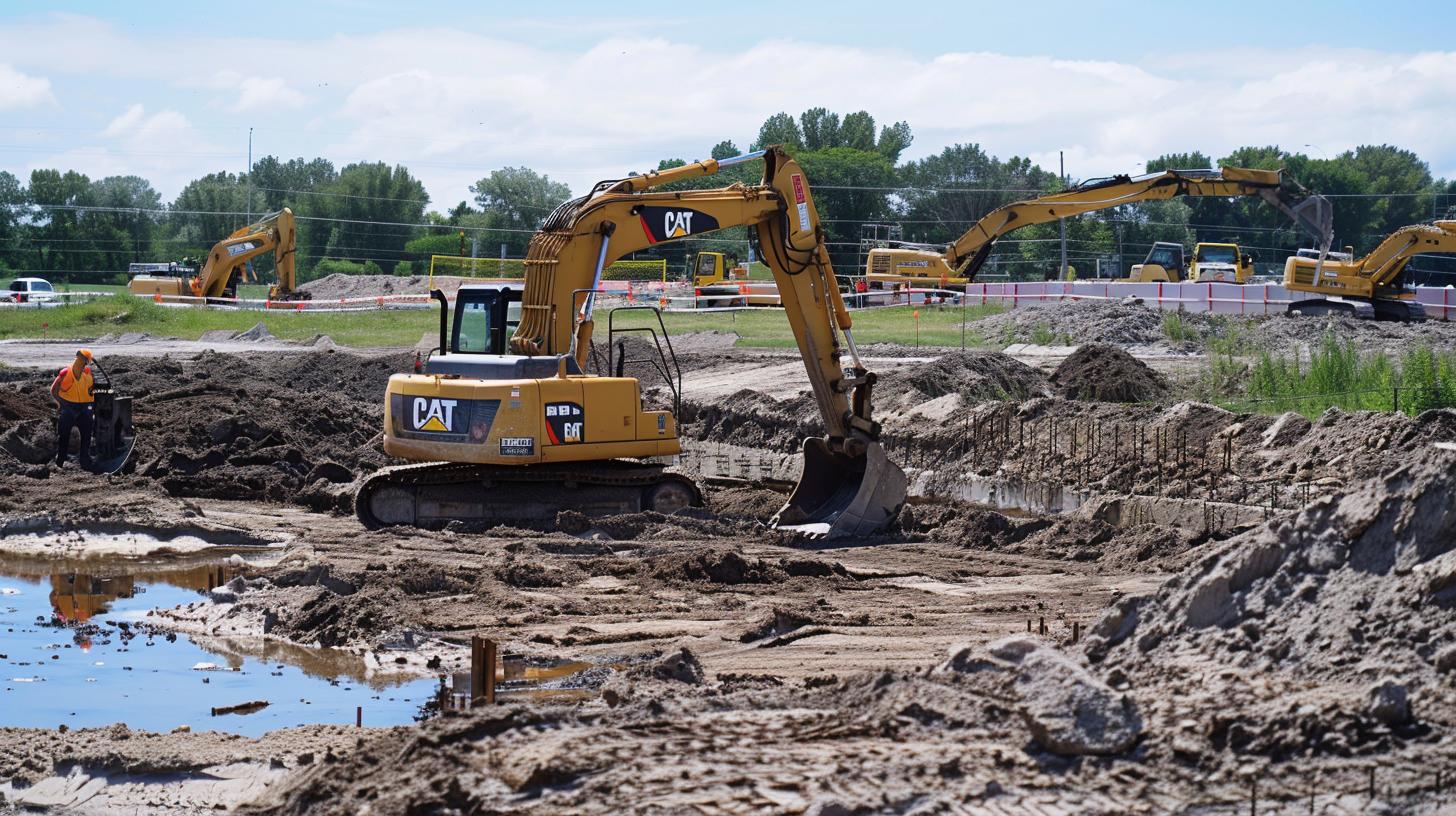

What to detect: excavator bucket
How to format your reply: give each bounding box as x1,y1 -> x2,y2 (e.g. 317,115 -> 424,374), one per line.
771,437 -> 907,538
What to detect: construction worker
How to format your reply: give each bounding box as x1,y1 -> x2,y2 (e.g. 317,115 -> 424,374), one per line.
50,348 -> 95,470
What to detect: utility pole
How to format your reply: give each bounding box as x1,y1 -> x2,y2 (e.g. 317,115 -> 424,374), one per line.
1059,150 -> 1068,280
245,127 -> 253,225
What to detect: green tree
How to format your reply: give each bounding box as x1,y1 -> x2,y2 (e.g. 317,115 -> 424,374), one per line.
313,162 -> 429,271
1345,144 -> 1432,238
798,147 -> 897,270
753,112 -> 802,150
840,111 -> 877,152
469,166 -> 570,257
28,169 -> 106,280
876,121 -> 913,163
167,171 -> 265,262
90,175 -> 162,272
710,140 -> 740,160
249,156 -> 337,212
0,170 -> 26,273
799,107 -> 841,150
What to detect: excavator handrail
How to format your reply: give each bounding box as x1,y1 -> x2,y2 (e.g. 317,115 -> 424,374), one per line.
607,305 -> 683,422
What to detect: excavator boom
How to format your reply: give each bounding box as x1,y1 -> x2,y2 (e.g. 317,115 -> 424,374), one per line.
126,208 -> 303,301
866,167 -> 1332,284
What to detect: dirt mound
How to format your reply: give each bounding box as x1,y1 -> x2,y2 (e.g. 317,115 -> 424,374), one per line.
681,389 -> 818,453
299,274 -> 474,301
974,300 -> 1216,347
881,351 -> 1049,407
1050,344 -> 1169,403
0,350 -> 412,508
1249,312 -> 1456,355
1088,448 -> 1456,759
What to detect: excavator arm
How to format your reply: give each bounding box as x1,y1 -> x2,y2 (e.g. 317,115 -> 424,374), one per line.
510,146 -> 905,534
192,208 -> 300,299
870,167 -> 1332,283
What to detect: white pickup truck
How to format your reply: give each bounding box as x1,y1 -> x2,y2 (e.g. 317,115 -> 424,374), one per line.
2,277 -> 62,305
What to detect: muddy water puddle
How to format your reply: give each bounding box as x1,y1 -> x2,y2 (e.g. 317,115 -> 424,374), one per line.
0,552 -> 439,736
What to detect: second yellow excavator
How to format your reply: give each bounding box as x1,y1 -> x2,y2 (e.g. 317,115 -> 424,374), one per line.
127,208 -> 307,302
356,147 -> 906,538
864,167 -> 1332,287
1283,220 -> 1456,321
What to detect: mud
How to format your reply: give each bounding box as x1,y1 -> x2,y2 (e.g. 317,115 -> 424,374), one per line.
3,336 -> 1455,812
1051,343 -> 1169,403
0,350 -> 411,511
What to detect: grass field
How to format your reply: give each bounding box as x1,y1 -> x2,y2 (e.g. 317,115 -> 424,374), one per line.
0,295 -> 439,347
0,294 -> 1006,351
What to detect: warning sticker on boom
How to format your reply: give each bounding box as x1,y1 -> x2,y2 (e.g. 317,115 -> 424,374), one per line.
790,174 -> 811,233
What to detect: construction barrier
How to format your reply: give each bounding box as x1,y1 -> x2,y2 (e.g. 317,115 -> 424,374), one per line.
428,256 -> 668,288
963,281 -> 1456,321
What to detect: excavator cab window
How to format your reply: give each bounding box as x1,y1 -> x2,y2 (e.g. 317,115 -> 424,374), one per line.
1197,245 -> 1237,264
450,286 -> 523,355
1146,244 -> 1184,271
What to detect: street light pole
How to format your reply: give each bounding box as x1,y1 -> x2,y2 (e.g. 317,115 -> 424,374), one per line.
246,127 -> 253,224
1059,150 -> 1068,280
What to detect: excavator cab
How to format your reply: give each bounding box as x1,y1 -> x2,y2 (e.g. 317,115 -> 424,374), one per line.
1127,242 -> 1186,283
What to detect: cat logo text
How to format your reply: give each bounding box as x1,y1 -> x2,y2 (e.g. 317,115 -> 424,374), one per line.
637,206 -> 720,244
411,397 -> 458,433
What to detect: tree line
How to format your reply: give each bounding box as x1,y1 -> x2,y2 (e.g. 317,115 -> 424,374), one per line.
1,107 -> 1453,285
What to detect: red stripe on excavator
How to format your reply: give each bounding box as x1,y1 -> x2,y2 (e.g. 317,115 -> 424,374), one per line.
639,215 -> 657,244
544,423 -> 561,445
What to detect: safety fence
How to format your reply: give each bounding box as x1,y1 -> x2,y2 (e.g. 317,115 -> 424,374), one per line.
963,280 -> 1456,320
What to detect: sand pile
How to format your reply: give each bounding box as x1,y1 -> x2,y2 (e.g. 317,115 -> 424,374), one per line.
1050,343 -> 1169,403
1087,448 -> 1456,759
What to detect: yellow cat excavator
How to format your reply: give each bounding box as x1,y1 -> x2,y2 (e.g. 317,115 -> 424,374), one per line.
1283,220 -> 1456,321
356,146 -> 906,538
127,208 -> 307,301
864,167 -> 1332,286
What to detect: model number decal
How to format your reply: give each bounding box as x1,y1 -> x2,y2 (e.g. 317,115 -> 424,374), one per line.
499,437 -> 534,456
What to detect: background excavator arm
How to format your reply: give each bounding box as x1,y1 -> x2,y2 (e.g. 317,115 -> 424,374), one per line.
876,167 -> 1332,282
192,208 -> 298,299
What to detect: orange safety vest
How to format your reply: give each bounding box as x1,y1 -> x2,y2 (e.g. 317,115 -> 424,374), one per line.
55,365 -> 94,404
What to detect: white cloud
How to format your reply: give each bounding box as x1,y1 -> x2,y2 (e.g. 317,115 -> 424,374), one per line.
0,14 -> 1454,205
224,75 -> 309,113
0,63 -> 56,110
36,105 -> 234,197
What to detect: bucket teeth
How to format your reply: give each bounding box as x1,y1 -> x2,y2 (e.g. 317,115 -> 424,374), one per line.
771,438 -> 907,538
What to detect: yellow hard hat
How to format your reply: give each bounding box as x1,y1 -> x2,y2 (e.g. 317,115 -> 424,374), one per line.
77,348 -> 93,360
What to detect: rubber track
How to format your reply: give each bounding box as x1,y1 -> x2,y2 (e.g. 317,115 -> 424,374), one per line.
355,460 -> 701,529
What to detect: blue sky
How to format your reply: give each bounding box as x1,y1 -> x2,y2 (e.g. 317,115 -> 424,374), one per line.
1,1 -> 1452,207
